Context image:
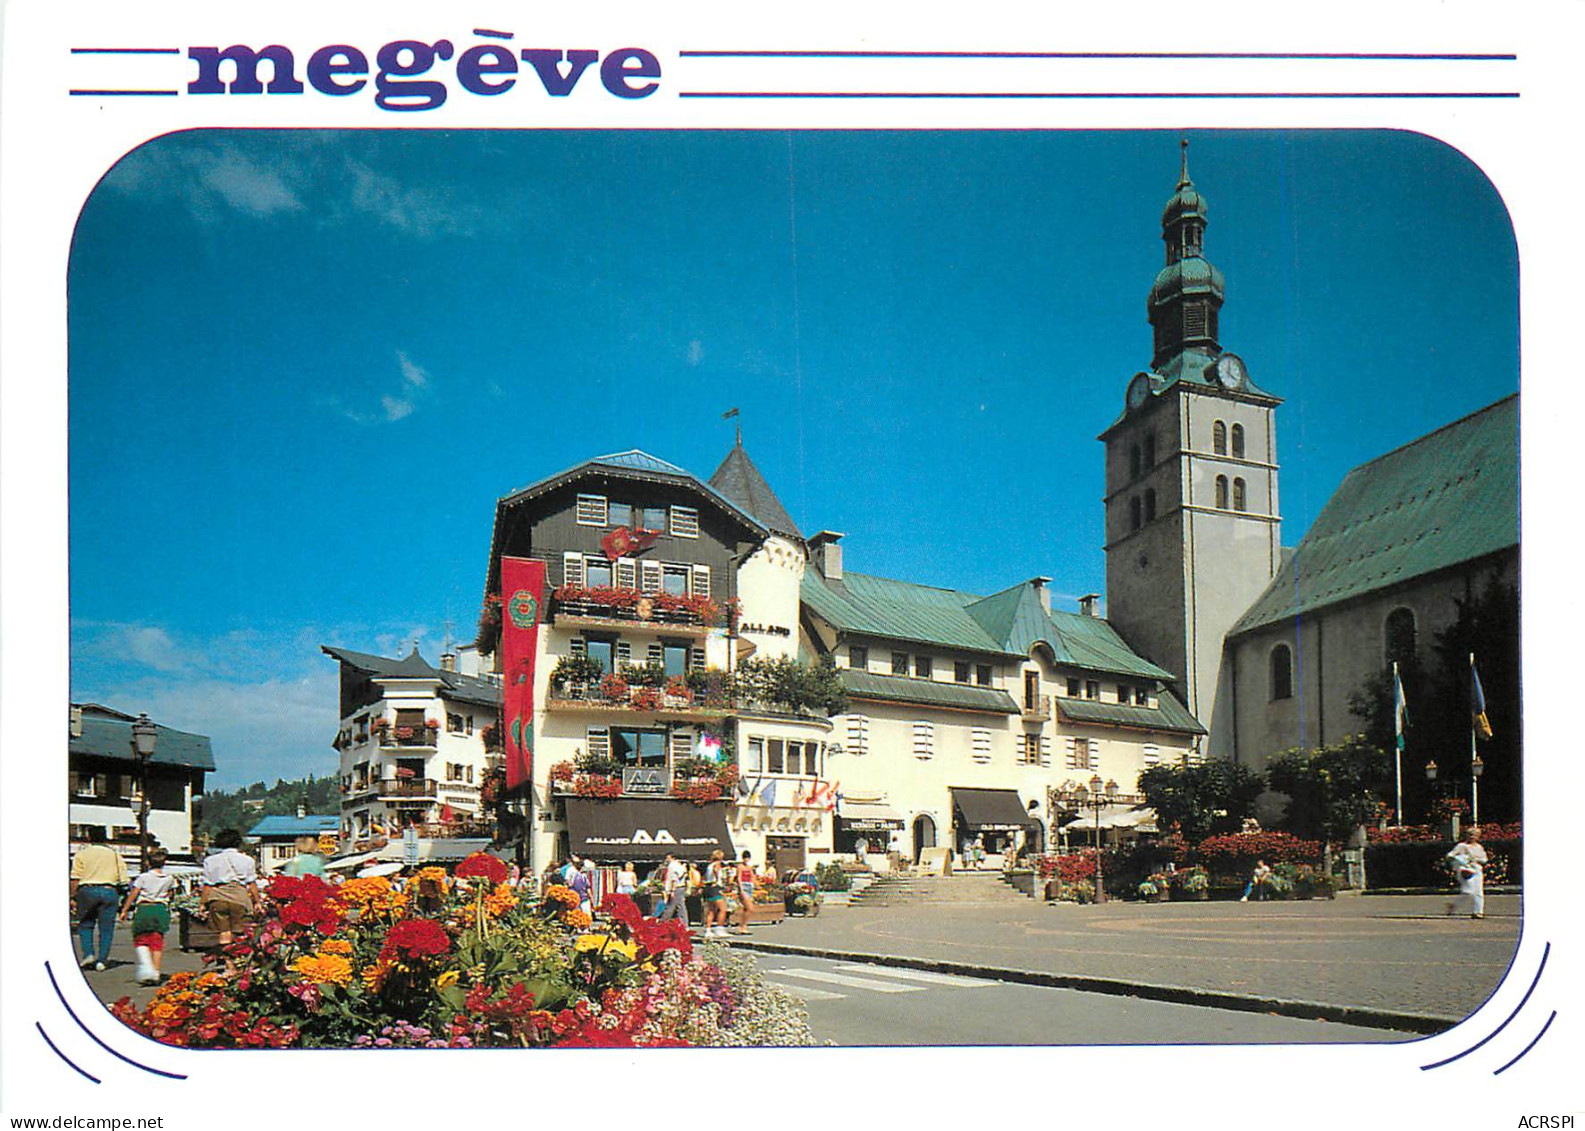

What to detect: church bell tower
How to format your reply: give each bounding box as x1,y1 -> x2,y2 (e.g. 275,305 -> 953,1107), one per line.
1100,142 -> 1283,756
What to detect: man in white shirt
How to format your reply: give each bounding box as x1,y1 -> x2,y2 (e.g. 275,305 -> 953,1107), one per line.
200,829 -> 260,951
656,853 -> 689,922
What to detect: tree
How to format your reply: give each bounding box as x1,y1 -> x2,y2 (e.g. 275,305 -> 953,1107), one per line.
1137,758 -> 1265,843
1265,735 -> 1391,843
1347,577 -> 1519,823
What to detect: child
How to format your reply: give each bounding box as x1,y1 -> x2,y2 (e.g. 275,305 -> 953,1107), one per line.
120,847 -> 175,985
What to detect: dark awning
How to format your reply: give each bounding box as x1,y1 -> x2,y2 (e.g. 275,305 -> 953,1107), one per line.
564,797 -> 734,862
949,787 -> 1039,832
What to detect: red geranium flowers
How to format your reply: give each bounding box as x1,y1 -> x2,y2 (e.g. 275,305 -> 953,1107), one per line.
455,852 -> 510,886
381,918 -> 451,963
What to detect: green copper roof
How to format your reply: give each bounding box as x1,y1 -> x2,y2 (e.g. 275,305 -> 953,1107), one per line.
803,570 -> 1175,681
1231,395 -> 1518,637
70,709 -> 216,772
841,669 -> 1019,715
1056,690 -> 1206,736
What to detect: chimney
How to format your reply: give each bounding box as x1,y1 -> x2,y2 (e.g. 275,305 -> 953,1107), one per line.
70,705 -> 83,738
1031,577 -> 1053,614
1078,593 -> 1101,618
809,530 -> 845,580
439,650 -> 457,673
296,802 -> 306,819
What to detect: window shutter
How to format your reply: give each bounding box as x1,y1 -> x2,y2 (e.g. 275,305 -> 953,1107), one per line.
971,728 -> 992,764
569,638 -> 586,657
615,560 -> 637,590
647,643 -> 663,666
1065,736 -> 1082,770
616,641 -> 632,666
691,565 -> 711,598
670,729 -> 693,762
576,494 -> 609,526
1087,738 -> 1100,770
562,552 -> 584,589
690,646 -> 705,671
1040,735 -> 1052,767
670,506 -> 700,539
586,727 -> 611,760
847,714 -> 870,755
1143,743 -> 1160,766
640,561 -> 662,594
912,721 -> 934,760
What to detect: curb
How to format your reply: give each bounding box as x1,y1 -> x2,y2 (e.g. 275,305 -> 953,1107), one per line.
711,938 -> 1457,1036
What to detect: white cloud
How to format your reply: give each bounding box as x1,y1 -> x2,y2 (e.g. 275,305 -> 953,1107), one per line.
687,340 -> 706,366
397,351 -> 430,389
330,350 -> 433,426
381,396 -> 415,422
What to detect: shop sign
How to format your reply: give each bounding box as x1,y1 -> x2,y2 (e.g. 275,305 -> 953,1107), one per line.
622,766 -> 670,795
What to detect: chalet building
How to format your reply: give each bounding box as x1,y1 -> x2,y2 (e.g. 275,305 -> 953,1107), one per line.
319,644 -> 503,848
68,703 -> 213,863
246,812 -> 341,875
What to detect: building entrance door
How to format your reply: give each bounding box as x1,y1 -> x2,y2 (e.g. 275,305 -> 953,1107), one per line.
766,836 -> 805,876
912,815 -> 936,863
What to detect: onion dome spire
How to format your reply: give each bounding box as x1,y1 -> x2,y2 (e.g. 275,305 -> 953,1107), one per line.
1147,138 -> 1225,369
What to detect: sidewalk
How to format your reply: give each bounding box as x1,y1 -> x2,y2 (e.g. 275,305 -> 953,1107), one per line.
717,891 -> 1521,1031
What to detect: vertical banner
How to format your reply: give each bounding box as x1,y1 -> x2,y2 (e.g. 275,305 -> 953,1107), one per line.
501,556 -> 547,792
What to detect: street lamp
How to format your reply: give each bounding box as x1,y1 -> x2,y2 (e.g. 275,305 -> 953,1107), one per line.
1058,775 -> 1119,903
130,713 -> 158,871
1470,753 -> 1485,826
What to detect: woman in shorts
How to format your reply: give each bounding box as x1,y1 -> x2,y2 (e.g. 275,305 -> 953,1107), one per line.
701,850 -> 728,937
120,847 -> 175,985
732,850 -> 757,935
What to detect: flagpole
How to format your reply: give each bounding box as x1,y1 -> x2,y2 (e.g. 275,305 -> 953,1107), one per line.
1469,652 -> 1479,826
1393,661 -> 1403,828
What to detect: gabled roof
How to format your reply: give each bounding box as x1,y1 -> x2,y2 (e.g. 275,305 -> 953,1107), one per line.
69,707 -> 215,772
803,571 -> 1176,681
320,646 -> 502,710
1231,395 -> 1518,637
247,815 -> 340,839
708,443 -> 803,541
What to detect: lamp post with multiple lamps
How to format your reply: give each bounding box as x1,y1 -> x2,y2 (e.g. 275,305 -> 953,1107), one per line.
1058,775 -> 1119,903
130,713 -> 158,871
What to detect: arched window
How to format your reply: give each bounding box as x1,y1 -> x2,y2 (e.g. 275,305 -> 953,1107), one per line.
1231,423 -> 1246,459
1129,444 -> 1141,480
1213,420 -> 1228,455
1233,477 -> 1247,512
1270,644 -> 1293,701
1144,489 -> 1157,521
1130,496 -> 1142,531
1143,433 -> 1156,469
1385,607 -> 1417,667
1214,475 -> 1229,509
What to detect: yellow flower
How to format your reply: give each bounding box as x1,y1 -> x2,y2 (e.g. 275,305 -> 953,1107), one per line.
361,960 -> 390,992
435,969 -> 460,989
574,933 -> 637,961
293,953 -> 354,986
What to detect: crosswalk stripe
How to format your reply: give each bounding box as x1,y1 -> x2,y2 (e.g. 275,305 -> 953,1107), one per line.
768,967 -> 926,994
762,979 -> 846,1002
834,965 -> 996,988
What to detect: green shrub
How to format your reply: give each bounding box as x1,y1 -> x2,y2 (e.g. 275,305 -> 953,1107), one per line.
814,863 -> 850,892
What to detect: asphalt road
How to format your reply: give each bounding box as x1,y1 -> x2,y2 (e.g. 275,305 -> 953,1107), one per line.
752,953 -> 1404,1046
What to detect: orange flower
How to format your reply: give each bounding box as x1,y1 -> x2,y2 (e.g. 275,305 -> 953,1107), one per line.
293,953 -> 354,986
318,938 -> 353,956
562,908 -> 593,930
483,883 -> 518,918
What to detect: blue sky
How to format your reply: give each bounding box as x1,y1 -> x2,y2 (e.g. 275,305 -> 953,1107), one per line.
68,129 -> 1518,788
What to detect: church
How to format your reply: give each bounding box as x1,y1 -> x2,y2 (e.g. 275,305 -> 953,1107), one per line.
452,145 -> 1519,870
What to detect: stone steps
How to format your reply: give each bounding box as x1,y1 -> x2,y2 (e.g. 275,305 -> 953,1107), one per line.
850,871 -> 1033,906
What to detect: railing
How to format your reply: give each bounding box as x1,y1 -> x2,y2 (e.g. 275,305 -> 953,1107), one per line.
1022,694 -> 1052,722
548,681 -> 733,716
552,592 -> 715,634
377,778 -> 438,799
379,728 -> 439,748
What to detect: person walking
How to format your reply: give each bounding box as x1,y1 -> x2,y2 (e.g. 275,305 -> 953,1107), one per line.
616,860 -> 639,898
1239,859 -> 1273,902
701,850 -> 728,937
568,862 -> 592,914
120,846 -> 175,985
731,850 -> 758,935
200,829 -> 261,963
656,853 -> 689,922
70,828 -> 129,971
1446,827 -> 1489,919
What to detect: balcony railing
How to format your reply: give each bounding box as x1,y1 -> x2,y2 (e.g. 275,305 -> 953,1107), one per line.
1022,694 -> 1052,723
377,778 -> 438,799
551,588 -> 719,637
376,727 -> 439,748
548,681 -> 734,718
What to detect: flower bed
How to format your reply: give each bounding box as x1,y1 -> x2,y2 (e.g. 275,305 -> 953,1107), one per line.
110,856 -> 816,1049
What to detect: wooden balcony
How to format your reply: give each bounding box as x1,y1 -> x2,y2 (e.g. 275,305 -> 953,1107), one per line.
377,778 -> 438,800
551,592 -> 713,638
547,682 -> 734,721
1022,694 -> 1052,723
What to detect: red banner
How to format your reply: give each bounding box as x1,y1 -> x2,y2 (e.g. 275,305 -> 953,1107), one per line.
501,557 -> 546,792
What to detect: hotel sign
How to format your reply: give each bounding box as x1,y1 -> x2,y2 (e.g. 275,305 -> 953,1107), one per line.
621,767 -> 670,795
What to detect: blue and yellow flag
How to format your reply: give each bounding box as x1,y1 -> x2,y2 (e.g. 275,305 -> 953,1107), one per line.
1392,662 -> 1409,750
1471,656 -> 1494,740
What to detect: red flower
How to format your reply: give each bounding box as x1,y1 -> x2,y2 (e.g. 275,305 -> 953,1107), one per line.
455,852 -> 510,885
598,893 -> 643,929
381,918 -> 452,962
269,874 -> 333,906
633,917 -> 692,962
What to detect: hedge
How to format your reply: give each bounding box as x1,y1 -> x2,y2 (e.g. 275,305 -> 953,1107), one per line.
1364,838 -> 1522,889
